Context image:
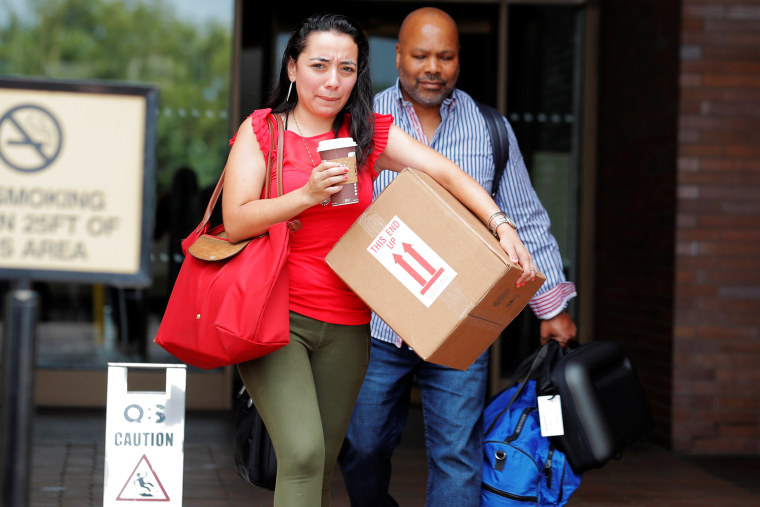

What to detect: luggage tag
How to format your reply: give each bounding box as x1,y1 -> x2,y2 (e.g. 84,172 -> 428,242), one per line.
537,395 -> 565,437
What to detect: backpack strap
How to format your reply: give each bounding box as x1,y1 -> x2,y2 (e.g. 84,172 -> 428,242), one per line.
475,101 -> 510,198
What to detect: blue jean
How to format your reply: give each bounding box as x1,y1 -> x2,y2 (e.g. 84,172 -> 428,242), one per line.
338,339 -> 489,507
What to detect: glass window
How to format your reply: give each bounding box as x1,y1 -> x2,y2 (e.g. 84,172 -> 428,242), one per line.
507,4 -> 582,270
0,0 -> 235,368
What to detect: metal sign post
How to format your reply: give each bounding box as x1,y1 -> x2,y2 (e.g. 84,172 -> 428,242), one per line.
103,363 -> 186,506
0,279 -> 38,507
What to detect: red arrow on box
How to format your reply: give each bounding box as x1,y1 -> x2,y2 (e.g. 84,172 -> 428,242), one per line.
393,253 -> 426,285
402,242 -> 436,275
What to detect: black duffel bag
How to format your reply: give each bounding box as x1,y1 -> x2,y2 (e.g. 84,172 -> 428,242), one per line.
233,386 -> 277,490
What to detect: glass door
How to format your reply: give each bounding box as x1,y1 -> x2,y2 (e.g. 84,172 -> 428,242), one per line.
235,0 -> 592,393
493,3 -> 588,388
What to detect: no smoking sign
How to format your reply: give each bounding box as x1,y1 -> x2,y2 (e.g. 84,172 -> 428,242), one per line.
0,104 -> 63,173
0,78 -> 157,285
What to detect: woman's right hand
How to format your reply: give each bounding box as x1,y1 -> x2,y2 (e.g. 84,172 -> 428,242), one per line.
496,224 -> 537,287
301,161 -> 350,206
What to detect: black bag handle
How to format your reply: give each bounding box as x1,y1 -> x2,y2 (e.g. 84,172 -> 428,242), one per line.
485,343 -> 552,436
475,101 -> 510,198
484,340 -> 564,436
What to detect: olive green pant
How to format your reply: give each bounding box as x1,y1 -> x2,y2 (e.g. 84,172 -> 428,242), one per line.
237,311 -> 370,507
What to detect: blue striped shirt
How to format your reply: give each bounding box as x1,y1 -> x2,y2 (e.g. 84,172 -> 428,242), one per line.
371,80 -> 576,347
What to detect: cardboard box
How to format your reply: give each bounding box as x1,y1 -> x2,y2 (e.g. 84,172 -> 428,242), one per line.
326,168 -> 545,370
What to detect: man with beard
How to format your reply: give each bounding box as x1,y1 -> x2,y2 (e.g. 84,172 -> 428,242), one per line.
338,7 -> 578,506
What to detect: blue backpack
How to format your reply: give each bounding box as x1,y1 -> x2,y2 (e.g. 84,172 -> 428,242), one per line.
481,346 -> 582,506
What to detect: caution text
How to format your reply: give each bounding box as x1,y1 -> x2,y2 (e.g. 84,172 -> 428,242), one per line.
114,432 -> 175,447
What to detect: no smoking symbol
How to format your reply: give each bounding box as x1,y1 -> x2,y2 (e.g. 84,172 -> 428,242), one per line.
0,104 -> 63,173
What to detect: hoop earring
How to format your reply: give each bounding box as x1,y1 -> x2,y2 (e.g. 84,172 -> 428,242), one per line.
286,81 -> 294,102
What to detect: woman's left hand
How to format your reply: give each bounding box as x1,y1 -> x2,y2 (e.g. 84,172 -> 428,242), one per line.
496,223 -> 537,287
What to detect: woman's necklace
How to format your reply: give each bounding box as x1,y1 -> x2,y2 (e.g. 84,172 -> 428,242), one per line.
291,110 -> 317,168
291,110 -> 330,206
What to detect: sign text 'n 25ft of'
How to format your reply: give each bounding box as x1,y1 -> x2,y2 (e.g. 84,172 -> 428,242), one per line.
0,78 -> 157,285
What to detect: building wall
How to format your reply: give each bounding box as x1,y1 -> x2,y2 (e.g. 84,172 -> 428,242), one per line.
595,0 -> 681,445
674,0 -> 760,453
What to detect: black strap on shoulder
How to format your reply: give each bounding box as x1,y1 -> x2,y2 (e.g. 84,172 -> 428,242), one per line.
475,101 -> 510,198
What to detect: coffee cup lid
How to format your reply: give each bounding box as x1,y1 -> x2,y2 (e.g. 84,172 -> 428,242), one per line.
317,137 -> 357,152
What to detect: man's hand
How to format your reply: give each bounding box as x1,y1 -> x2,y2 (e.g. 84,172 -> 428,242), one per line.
540,312 -> 577,347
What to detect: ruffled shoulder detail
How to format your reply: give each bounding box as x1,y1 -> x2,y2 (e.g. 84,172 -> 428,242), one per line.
366,113 -> 393,179
228,108 -> 274,153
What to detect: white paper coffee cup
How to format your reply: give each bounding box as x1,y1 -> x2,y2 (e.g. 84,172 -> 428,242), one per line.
318,137 -> 358,205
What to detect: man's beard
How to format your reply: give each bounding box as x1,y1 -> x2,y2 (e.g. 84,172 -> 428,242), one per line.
399,69 -> 459,107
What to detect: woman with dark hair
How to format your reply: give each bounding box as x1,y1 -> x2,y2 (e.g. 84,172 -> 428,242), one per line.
222,13 -> 537,506
267,14 -> 376,172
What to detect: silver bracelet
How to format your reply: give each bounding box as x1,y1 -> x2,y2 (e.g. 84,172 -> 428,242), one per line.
487,211 -> 506,231
489,213 -> 517,238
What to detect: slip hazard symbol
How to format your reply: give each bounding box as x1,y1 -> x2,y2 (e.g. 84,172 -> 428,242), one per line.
116,455 -> 170,501
367,216 -> 456,308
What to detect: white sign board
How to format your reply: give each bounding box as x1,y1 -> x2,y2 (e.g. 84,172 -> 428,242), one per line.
104,363 -> 186,506
366,216 -> 457,308
0,77 -> 156,285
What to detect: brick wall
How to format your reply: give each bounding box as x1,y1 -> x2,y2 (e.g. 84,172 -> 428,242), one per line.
595,0 -> 681,445
674,0 -> 760,453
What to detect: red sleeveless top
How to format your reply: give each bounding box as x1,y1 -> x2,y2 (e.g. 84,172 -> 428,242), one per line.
241,108 -> 392,325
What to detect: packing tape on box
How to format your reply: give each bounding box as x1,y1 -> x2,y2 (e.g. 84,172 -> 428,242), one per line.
356,209 -> 386,236
440,285 -> 470,319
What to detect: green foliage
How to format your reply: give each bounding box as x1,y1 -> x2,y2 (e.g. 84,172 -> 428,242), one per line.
0,0 -> 233,191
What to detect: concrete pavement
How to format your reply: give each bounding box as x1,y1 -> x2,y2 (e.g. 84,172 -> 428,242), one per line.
27,408 -> 760,506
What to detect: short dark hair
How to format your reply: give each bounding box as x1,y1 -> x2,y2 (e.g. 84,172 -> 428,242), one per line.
267,13 -> 375,171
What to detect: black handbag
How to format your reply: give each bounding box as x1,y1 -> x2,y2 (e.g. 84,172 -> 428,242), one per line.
233,385 -> 277,490
543,340 -> 654,472
516,340 -> 653,473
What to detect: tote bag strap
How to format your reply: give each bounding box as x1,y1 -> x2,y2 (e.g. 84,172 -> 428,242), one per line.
196,113 -> 283,232
271,113 -> 285,198
270,113 -> 302,232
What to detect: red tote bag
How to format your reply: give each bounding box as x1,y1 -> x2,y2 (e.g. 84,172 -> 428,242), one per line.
155,114 -> 295,369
